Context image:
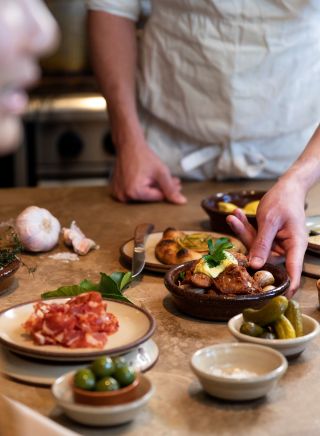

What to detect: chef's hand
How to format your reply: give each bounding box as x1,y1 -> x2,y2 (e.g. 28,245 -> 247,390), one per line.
226,181 -> 308,298
110,137 -> 187,204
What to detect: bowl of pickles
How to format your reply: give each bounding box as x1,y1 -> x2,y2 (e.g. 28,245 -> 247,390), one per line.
201,190 -> 265,235
228,296 -> 320,358
72,355 -> 140,406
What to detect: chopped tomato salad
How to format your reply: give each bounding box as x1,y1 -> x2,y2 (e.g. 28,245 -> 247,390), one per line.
23,292 -> 119,348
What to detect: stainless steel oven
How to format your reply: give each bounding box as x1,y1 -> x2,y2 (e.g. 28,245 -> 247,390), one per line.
22,77 -> 114,186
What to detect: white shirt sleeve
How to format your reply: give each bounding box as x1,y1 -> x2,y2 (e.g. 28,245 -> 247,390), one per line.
86,0 -> 140,21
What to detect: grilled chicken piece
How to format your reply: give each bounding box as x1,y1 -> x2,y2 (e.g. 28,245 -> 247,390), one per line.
213,264 -> 262,294
190,272 -> 213,289
232,252 -> 249,267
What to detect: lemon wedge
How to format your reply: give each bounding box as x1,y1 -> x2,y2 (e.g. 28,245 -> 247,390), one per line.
217,202 -> 238,213
243,200 -> 260,215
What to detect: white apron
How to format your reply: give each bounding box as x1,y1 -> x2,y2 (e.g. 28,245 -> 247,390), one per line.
87,0 -> 320,179
137,0 -> 320,180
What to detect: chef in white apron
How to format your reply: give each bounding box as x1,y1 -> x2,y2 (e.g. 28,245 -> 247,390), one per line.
87,0 -> 320,183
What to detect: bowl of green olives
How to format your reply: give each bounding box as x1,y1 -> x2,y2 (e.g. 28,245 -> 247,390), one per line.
72,355 -> 140,406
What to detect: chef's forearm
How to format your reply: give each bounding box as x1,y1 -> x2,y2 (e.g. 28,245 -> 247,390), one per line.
279,124 -> 320,193
88,11 -> 143,149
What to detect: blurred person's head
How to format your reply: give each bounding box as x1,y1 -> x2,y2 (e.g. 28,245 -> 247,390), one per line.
0,0 -> 58,155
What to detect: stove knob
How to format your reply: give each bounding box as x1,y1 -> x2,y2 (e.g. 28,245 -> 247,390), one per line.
57,131 -> 83,159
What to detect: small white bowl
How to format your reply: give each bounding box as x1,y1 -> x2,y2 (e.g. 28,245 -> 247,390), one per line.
52,371 -> 154,427
190,343 -> 287,401
228,313 -> 320,359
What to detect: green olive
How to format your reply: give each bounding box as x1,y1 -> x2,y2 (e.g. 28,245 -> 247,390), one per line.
74,368 -> 96,390
96,376 -> 120,392
114,366 -> 136,387
112,356 -> 127,370
91,356 -> 115,378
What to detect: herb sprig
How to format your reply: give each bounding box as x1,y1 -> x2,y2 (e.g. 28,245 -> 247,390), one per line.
202,238 -> 233,268
0,226 -> 23,268
41,271 -> 133,303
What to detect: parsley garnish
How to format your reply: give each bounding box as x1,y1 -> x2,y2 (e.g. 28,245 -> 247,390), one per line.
202,238 -> 234,268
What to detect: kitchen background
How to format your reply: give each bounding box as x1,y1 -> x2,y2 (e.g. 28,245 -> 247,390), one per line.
0,0 -> 151,188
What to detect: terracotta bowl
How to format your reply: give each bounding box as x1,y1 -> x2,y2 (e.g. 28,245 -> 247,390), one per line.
164,261 -> 289,321
73,374 -> 141,406
201,190 -> 266,234
0,258 -> 20,295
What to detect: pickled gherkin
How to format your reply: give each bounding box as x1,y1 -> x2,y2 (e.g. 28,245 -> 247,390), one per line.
240,321 -> 265,337
273,315 -> 296,339
242,296 -> 288,326
285,299 -> 304,337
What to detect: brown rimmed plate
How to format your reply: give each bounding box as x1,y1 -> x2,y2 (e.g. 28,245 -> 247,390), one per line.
120,231 -> 246,273
0,298 -> 156,362
164,261 -> 289,321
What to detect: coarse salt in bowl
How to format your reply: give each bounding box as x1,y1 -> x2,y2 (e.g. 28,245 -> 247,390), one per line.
190,343 -> 287,401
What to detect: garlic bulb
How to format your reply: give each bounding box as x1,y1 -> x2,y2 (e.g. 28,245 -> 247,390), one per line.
16,206 -> 61,252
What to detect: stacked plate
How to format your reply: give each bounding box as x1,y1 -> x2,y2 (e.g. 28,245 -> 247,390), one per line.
0,298 -> 158,386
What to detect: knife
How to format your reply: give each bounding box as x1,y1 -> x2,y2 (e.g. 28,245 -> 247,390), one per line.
131,223 -> 154,278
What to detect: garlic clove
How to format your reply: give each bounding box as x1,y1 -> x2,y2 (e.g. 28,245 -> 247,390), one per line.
16,206 -> 61,252
62,221 -> 97,255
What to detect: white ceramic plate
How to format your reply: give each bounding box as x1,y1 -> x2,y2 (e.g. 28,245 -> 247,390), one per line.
0,298 -> 156,361
52,371 -> 154,427
0,339 -> 159,386
120,230 -> 246,273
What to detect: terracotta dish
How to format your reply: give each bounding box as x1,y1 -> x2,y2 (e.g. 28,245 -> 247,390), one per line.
164,261 -> 289,321
201,190 -> 266,234
0,258 -> 20,295
73,374 -> 141,406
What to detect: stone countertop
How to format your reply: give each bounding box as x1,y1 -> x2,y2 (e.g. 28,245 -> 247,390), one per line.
1,180 -> 320,436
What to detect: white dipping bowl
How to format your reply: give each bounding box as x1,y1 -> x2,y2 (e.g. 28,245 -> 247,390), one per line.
190,343 -> 287,401
228,313 -> 320,359
52,371 -> 154,427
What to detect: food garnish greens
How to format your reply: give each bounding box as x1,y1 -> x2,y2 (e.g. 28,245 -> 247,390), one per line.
202,237 -> 234,268
0,226 -> 22,268
41,271 -> 133,303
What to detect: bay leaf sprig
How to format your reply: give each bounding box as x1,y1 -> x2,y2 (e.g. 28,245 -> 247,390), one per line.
202,238 -> 233,268
41,271 -> 133,303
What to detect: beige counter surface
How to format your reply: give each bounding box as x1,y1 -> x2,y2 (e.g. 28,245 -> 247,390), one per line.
1,180 -> 320,436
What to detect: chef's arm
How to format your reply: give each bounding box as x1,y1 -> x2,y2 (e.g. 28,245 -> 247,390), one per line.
278,124 -> 320,191
228,124 -> 320,297
88,11 -> 143,148
88,11 -> 187,204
